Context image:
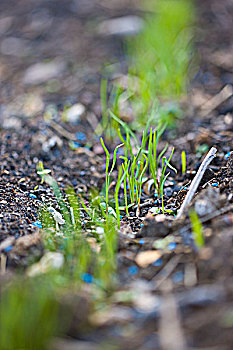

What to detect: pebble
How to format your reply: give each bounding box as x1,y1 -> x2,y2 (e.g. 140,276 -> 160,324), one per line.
98,16 -> 144,36
0,16 -> 13,34
2,117 -> 22,130
66,103 -> 85,123
164,187 -> 173,197
23,60 -> 65,85
27,252 -> 64,276
1,37 -> 27,57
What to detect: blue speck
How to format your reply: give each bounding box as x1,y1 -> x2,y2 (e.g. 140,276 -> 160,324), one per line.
139,238 -> 145,245
154,200 -> 158,204
154,193 -> 158,197
4,245 -> 13,252
167,242 -> 177,251
172,271 -> 184,284
225,152 -> 231,160
128,266 -> 138,275
212,183 -> 218,187
32,221 -> 42,229
76,132 -> 86,141
119,215 -> 123,219
81,273 -> 93,284
152,258 -> 163,267
140,224 -> 144,227
29,194 -> 37,199
71,141 -> 81,149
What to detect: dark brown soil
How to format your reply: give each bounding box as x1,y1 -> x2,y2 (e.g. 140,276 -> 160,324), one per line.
1,0 -> 233,349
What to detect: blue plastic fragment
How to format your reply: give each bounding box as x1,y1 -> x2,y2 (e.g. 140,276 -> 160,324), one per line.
71,141 -> 81,149
152,258 -> 163,267
212,183 -> 218,187
32,221 -> 42,229
81,273 -> 93,284
172,271 -> 184,284
76,132 -> 86,141
167,242 -> 177,251
119,215 -> 123,219
29,193 -> 37,199
4,245 -> 13,252
139,238 -> 145,245
128,266 -> 138,275
225,152 -> 231,160
140,224 -> 144,228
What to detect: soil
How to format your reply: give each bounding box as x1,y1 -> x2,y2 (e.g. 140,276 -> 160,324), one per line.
1,0 -> 233,349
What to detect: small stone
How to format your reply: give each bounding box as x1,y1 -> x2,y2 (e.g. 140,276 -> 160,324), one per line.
1,37 -> 27,57
98,16 -> 144,36
23,60 -> 65,85
135,250 -> 162,268
164,187 -> 173,197
2,117 -> 22,130
27,252 -> 64,276
0,17 -> 13,34
66,103 -> 85,123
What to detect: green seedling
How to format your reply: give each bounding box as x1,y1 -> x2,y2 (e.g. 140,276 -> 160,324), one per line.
135,154 -> 148,216
181,150 -> 186,175
127,0 -> 194,125
38,166 -> 119,289
147,125 -> 176,196
115,162 -> 130,228
0,277 -> 61,350
100,137 -> 123,215
99,120 -> 176,217
160,173 -> 170,214
95,79 -> 124,141
189,209 -> 204,248
36,161 -> 51,184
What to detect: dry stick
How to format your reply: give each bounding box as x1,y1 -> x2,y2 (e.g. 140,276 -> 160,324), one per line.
159,280 -> 187,350
0,254 -> 7,274
176,147 -> 217,220
199,84 -> 233,118
50,120 -> 77,140
153,255 -> 181,290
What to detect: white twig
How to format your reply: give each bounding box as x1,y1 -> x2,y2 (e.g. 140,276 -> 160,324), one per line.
176,147 -> 217,220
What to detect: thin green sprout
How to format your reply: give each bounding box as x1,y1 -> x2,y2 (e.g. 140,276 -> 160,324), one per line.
181,150 -> 186,175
